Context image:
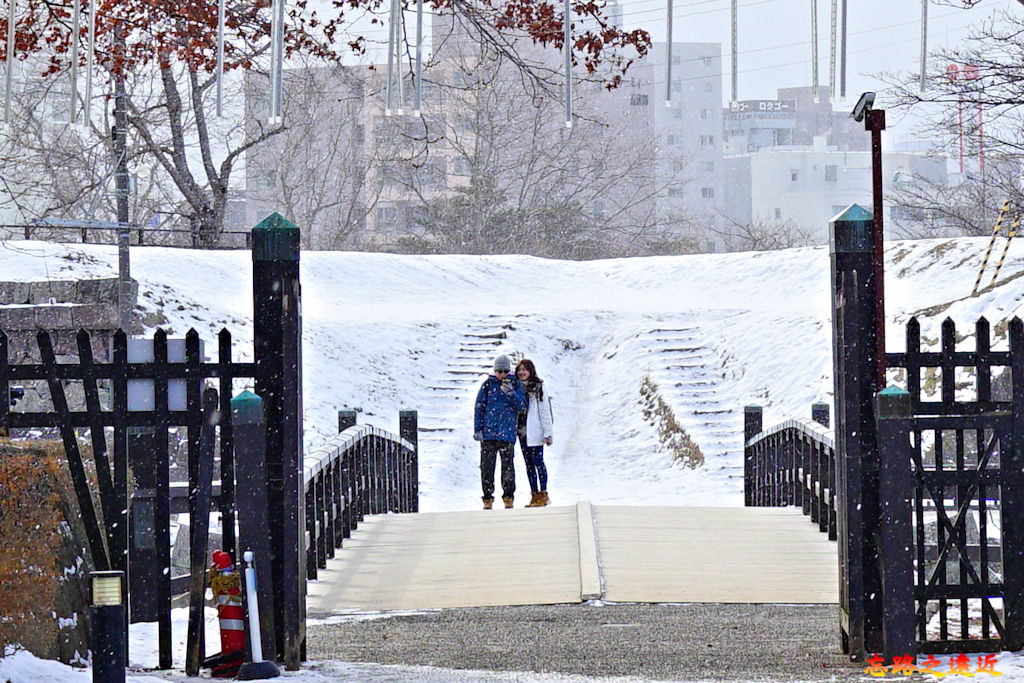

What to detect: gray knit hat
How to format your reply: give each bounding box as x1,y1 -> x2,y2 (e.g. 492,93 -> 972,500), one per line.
493,354 -> 511,372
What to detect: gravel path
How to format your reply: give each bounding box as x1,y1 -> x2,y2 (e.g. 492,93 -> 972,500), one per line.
307,603 -> 870,682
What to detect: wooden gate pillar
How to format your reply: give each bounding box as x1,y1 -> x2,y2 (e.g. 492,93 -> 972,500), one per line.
831,204 -> 883,660
252,213 -> 305,669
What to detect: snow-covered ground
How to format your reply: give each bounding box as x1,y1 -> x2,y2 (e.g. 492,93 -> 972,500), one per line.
1,235 -> 1023,680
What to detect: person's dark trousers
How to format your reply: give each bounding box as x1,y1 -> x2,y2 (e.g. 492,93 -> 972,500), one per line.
480,439 -> 516,499
519,436 -> 547,492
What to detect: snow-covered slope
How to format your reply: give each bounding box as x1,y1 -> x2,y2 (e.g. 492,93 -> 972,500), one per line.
2,236 -> 1022,512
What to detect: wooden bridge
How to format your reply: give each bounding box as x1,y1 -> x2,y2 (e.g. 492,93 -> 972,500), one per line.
307,503 -> 837,613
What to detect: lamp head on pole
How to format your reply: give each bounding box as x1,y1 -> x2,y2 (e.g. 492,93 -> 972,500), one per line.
850,91 -> 875,123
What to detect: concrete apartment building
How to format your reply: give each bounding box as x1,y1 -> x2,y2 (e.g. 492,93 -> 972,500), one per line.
602,41 -> 725,248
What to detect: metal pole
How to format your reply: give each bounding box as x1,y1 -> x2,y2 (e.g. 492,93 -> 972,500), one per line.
829,0 -> 836,101
413,0 -> 423,116
810,0 -> 818,102
385,0 -> 396,115
70,0 -> 80,123
4,0 -> 15,122
563,0 -> 571,128
919,0 -> 928,93
216,0 -> 225,116
730,0 -> 738,103
85,0 -> 95,122
839,0 -> 847,99
665,0 -> 672,107
867,108 -> 886,388
114,25 -> 131,331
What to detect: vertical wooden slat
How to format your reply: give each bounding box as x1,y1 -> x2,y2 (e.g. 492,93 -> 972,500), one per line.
218,329 -> 236,561
111,330 -> 129,659
1002,317 -> 1024,649
76,330 -> 118,567
941,318 -> 956,405
976,317 -> 991,402
0,330 -> 9,433
907,318 -> 921,406
185,388 -> 219,677
153,329 -> 172,670
37,330 -> 110,571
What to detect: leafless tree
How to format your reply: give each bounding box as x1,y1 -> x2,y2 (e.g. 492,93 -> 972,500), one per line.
708,214 -> 816,252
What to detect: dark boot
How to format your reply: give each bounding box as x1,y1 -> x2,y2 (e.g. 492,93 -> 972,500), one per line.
503,496 -> 514,509
482,497 -> 494,510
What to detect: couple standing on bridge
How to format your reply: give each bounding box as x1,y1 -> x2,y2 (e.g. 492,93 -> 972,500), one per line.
473,354 -> 554,510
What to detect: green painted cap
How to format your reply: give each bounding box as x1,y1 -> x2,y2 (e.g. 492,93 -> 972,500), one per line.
878,385 -> 910,396
252,212 -> 300,261
829,204 -> 874,255
231,389 -> 264,424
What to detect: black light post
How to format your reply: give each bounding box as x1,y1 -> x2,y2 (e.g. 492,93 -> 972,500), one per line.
851,92 -> 887,388
90,570 -> 127,683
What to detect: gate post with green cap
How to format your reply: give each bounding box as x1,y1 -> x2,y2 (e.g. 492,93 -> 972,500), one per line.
830,204 -> 883,661
231,389 -> 277,661
251,212 -> 305,669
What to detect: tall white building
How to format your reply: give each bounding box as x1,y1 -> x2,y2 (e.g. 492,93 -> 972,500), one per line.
723,137 -> 947,243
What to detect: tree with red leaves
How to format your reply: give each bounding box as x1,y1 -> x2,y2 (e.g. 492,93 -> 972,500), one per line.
0,0 -> 650,243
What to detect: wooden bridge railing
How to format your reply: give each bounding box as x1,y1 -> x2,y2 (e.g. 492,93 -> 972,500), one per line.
302,411 -> 419,582
743,403 -> 836,540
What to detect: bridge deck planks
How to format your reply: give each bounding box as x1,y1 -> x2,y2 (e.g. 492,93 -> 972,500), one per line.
306,504 -> 838,613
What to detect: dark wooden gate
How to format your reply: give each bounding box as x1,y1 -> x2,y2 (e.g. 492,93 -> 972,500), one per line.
884,316 -> 1024,654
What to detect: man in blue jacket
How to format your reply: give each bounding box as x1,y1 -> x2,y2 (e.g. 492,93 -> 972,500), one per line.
474,354 -> 527,509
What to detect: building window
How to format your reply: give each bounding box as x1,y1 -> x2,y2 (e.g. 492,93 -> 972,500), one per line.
376,206 -> 400,224
775,208 -> 782,219
666,134 -> 678,145
703,82 -> 713,92
702,161 -> 714,172
630,93 -> 649,106
825,164 -> 838,182
672,108 -> 682,119
790,170 -> 799,181
699,56 -> 713,67
453,157 -> 471,175
667,188 -> 685,197
673,160 -> 686,172
700,109 -> 712,120
701,187 -> 715,199
255,170 -> 276,188
671,80 -> 682,93
700,135 -> 714,146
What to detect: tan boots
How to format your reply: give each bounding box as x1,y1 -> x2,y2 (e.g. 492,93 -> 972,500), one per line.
502,496 -> 514,509
525,491 -> 550,507
482,497 -> 494,510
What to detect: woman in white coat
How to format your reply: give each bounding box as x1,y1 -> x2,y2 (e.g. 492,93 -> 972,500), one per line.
515,358 -> 553,507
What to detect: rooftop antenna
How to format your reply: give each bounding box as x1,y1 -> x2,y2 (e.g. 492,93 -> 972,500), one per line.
563,0 -> 571,128
730,0 -> 738,103
810,0 -> 818,103
4,0 -> 15,122
665,0 -> 672,108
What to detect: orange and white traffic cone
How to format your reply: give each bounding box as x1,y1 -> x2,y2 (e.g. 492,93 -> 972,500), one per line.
205,550 -> 246,678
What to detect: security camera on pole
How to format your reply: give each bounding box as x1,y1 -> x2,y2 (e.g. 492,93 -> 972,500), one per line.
850,91 -> 886,388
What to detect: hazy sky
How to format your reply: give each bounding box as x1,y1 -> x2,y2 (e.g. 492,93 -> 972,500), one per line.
622,0 -> 1011,115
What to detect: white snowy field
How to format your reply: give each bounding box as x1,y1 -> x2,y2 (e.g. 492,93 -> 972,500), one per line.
1,235 -> 1023,681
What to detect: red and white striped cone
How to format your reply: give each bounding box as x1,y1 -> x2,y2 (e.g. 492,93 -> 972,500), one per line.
207,550 -> 246,678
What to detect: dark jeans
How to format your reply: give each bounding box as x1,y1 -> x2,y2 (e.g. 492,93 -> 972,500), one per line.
480,439 -> 516,499
518,435 -> 547,492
